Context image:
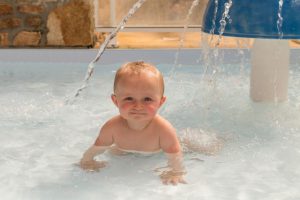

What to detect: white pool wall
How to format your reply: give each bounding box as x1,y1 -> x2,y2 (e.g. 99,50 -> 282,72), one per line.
0,48 -> 248,64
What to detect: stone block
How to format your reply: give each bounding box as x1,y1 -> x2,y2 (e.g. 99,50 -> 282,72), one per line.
46,11 -> 64,45
0,18 -> 21,29
13,31 -> 41,46
47,0 -> 94,47
0,3 -> 13,15
17,4 -> 44,14
26,16 -> 42,27
0,32 -> 9,46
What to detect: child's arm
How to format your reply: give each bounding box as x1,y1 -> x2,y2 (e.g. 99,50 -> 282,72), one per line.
80,145 -> 109,171
80,119 -> 115,171
159,121 -> 187,185
160,152 -> 186,185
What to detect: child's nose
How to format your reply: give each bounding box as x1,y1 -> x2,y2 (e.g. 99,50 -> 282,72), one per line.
134,101 -> 143,109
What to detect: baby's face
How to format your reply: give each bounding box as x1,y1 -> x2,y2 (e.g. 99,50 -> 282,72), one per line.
112,71 -> 165,122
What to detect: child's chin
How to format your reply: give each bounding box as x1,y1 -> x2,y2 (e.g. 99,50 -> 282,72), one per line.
129,113 -> 147,118
131,116 -> 148,120
130,115 -> 152,121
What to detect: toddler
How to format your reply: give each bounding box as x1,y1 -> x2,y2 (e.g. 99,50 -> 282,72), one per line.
80,61 -> 186,185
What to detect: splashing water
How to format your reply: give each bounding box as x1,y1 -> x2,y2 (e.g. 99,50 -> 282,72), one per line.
201,0 -> 233,90
216,0 -> 232,47
200,0 -> 219,81
277,0 -> 284,39
235,38 -> 251,78
1,48 -> 300,199
273,0 -> 285,103
71,0 -> 147,100
209,0 -> 219,43
173,0 -> 201,69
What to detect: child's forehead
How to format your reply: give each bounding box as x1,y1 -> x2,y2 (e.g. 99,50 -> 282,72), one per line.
117,89 -> 158,96
115,82 -> 161,96
119,74 -> 160,87
115,74 -> 162,93
114,64 -> 164,95
119,70 -> 160,82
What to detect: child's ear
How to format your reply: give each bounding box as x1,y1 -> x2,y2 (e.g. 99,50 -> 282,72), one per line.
159,96 -> 166,107
111,94 -> 118,107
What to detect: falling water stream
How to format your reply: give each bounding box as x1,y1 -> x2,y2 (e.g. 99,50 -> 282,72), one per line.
273,0 -> 285,103
216,0 -> 232,46
201,0 -> 233,89
173,0 -> 201,68
277,0 -> 284,39
208,0 -> 219,37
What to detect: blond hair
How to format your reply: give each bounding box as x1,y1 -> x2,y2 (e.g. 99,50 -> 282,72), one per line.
113,61 -> 164,95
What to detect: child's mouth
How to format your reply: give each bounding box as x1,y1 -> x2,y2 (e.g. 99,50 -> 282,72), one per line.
130,112 -> 146,116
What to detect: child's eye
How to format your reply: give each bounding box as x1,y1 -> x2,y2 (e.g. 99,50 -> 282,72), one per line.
124,97 -> 133,101
144,97 -> 152,102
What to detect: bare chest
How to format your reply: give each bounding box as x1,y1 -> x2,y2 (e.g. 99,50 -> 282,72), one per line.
113,129 -> 160,152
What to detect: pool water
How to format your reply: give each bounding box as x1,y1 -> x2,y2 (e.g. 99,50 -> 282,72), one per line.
0,50 -> 300,200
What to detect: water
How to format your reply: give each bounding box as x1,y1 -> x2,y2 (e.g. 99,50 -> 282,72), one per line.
199,0 -> 234,88
277,0 -> 284,39
275,0 -> 285,102
216,0 -> 232,47
1,49 -> 300,199
210,0 -> 219,37
173,0 -> 201,68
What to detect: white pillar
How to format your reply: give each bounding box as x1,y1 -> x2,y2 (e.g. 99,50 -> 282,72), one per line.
250,39 -> 289,102
94,0 -> 99,27
108,0 -> 118,48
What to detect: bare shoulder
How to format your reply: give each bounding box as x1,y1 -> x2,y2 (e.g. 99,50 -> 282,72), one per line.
95,115 -> 122,146
101,115 -> 123,131
154,115 -> 181,153
154,115 -> 176,135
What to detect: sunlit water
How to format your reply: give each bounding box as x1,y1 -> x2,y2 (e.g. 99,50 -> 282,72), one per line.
1,50 -> 300,200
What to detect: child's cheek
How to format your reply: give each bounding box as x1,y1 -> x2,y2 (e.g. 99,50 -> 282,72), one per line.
146,104 -> 160,115
120,102 -> 132,110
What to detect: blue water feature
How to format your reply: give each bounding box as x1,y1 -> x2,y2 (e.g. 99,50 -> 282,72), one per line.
202,0 -> 300,39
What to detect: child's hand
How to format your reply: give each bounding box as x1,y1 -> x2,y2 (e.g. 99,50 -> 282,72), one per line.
159,170 -> 187,185
80,159 -> 107,172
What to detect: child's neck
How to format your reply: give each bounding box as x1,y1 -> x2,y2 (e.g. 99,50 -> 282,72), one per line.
125,119 -> 152,131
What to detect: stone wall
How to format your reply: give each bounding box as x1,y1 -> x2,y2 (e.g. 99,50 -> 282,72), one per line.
0,0 -> 94,47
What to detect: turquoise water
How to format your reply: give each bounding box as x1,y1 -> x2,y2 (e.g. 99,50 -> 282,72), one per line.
0,50 -> 300,200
